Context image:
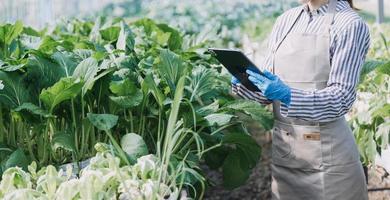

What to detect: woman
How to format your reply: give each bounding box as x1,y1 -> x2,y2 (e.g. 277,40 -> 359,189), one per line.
232,0 -> 370,199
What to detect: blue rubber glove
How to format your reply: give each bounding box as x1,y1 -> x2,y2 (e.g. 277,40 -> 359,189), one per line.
246,69 -> 291,106
231,66 -> 260,85
231,76 -> 240,85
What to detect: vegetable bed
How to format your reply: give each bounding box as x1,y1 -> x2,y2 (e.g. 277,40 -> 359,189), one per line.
0,17 -> 273,199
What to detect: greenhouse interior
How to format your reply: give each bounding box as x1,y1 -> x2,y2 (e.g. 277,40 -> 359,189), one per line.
0,0 -> 389,199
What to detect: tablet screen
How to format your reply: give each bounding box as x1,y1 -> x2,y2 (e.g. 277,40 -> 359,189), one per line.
208,48 -> 262,92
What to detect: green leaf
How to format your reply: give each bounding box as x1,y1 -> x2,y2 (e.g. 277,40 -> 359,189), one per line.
72,57 -> 98,79
360,60 -> 384,83
0,62 -> 27,72
72,57 -> 99,96
143,75 -> 165,107
39,77 -> 83,112
109,79 -> 143,108
87,113 -> 119,131
14,102 -> 50,117
204,113 -> 235,126
38,36 -> 59,54
223,99 -> 274,130
109,79 -> 136,96
121,133 -> 148,163
52,133 -> 76,152
116,22 -> 135,52
22,26 -> 41,37
0,21 -> 24,45
186,66 -> 217,101
204,146 -> 229,169
99,26 -> 120,42
51,51 -> 78,77
377,61 -> 390,76
0,71 -> 29,108
157,23 -> 183,50
158,49 -> 186,91
196,101 -> 220,116
166,76 -> 186,139
26,50 -> 67,93
4,148 -> 30,170
109,90 -> 143,109
372,104 -> 390,119
222,149 -> 250,189
223,132 -> 261,169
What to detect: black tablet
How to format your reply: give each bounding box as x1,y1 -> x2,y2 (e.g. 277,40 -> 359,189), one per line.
208,48 -> 263,92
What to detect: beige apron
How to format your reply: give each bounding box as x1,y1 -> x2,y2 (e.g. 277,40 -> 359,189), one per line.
270,0 -> 368,199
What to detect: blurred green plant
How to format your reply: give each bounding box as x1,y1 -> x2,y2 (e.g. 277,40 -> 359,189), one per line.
97,0 -> 297,48
348,22 -> 390,166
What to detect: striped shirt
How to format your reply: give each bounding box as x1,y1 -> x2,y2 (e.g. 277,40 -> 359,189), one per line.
232,0 -> 370,122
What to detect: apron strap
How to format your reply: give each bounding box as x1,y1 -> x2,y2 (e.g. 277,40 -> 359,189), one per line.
272,7 -> 304,56
321,0 -> 337,33
271,7 -> 304,72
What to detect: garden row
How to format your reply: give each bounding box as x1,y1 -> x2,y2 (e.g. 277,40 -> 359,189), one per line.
0,18 -> 273,199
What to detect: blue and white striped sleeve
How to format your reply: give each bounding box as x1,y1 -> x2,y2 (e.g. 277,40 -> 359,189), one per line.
279,20 -> 370,122
231,17 -> 283,105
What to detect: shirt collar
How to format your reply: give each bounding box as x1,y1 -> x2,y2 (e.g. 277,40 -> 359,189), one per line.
303,0 -> 350,16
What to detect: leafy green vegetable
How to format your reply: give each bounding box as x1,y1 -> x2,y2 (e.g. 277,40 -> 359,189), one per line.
13,103 -> 51,117
99,26 -> 120,42
52,133 -> 77,152
87,113 -> 118,131
0,21 -> 24,46
121,133 -> 148,162
3,149 -> 30,171
223,99 -> 274,130
222,149 -> 251,189
40,77 -> 83,112
0,71 -> 29,108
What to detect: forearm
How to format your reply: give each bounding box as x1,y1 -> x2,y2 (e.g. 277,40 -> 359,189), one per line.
279,85 -> 356,122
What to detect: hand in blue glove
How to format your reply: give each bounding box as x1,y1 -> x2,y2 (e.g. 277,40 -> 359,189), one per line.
246,69 -> 291,106
231,66 -> 261,85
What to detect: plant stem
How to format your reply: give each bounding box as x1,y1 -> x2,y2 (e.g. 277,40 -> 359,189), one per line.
81,95 -> 86,158
71,99 -> 78,153
105,130 -> 130,165
41,119 -> 51,165
129,110 -> 134,133
0,106 -> 5,143
157,107 -> 162,158
138,96 -> 147,135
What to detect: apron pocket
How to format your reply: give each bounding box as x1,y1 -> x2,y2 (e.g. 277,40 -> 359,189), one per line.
272,123 -> 323,170
272,127 -> 292,158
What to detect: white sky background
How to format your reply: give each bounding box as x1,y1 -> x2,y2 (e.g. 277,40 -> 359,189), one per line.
0,0 -> 388,29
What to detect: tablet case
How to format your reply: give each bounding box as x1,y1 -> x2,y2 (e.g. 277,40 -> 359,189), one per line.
208,48 -> 262,92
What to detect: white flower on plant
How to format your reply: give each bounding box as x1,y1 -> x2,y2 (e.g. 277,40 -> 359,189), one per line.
141,180 -> 158,199
142,180 -> 173,200
86,151 -> 120,171
0,167 -> 33,197
55,179 -> 80,200
133,154 -> 158,180
118,179 -> 143,200
3,189 -> 45,200
78,170 -> 106,200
